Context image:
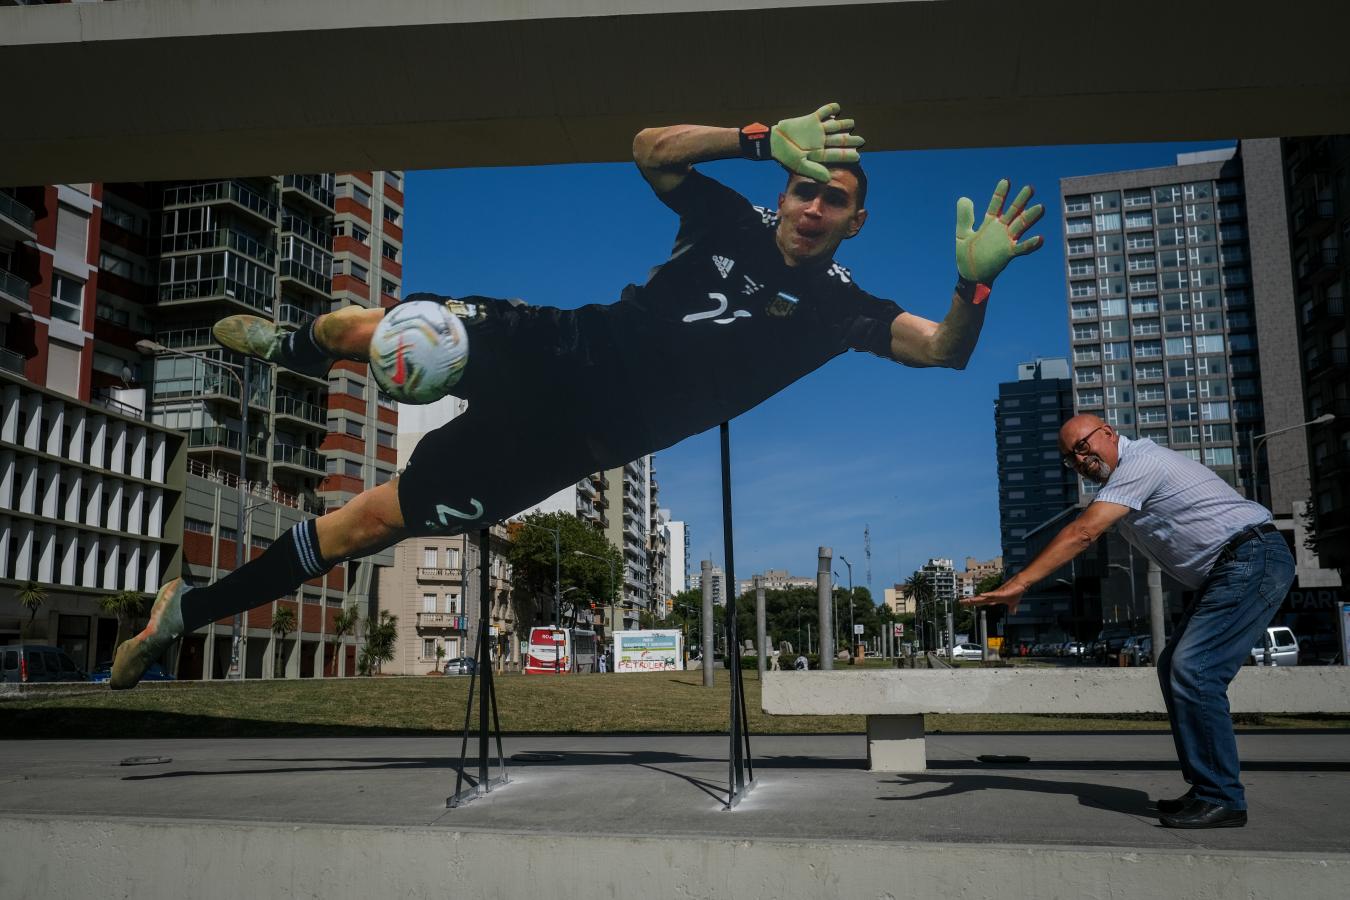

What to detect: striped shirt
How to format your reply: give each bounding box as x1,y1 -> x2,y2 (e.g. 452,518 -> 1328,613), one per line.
1094,435 -> 1271,589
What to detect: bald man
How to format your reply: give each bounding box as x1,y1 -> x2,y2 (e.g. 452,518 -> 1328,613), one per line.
966,415 -> 1293,829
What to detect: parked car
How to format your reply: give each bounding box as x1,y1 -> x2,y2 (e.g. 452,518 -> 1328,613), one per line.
1248,626 -> 1299,667
1121,634 -> 1151,665
88,661 -> 174,683
0,645 -> 87,684
442,656 -> 477,676
951,643 -> 984,660
1094,627 -> 1133,658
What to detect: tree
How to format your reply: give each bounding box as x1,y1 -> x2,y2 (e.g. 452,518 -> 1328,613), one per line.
270,605 -> 296,678
904,571 -> 935,650
17,581 -> 46,640
357,609 -> 398,676
328,605 -> 360,677
504,511 -> 622,625
99,590 -> 148,648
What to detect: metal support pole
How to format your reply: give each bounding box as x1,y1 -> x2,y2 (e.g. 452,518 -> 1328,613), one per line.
754,574 -> 766,678
719,422 -> 752,806
701,558 -> 714,687
979,609 -> 988,661
1148,559 -> 1165,666
817,547 -> 834,669
227,359 -> 249,680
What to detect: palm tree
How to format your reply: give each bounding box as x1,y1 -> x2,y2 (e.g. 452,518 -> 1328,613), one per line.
904,571 -> 935,651
270,605 -> 297,678
328,605 -> 360,677
357,610 -> 398,676
99,590 -> 148,648
17,581 -> 46,640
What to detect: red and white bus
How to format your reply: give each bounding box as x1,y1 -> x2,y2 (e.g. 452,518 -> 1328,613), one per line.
523,626 -> 598,674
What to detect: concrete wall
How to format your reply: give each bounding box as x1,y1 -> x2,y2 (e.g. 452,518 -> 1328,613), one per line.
3,815 -> 1347,900
4,0 -> 1350,183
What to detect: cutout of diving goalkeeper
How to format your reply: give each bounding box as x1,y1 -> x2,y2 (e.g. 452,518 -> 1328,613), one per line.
111,103 -> 1044,688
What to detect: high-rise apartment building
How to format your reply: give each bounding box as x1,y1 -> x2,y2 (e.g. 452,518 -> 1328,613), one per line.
603,454 -> 651,626
1061,150 -> 1260,497
663,514 -> 687,596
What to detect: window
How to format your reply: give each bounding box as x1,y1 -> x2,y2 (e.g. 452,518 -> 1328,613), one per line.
1202,423 -> 1233,442
1124,211 -> 1153,229
1070,283 -> 1096,298
1171,404 -> 1198,423
1007,490 -> 1025,499
51,274 -> 84,324
1170,381 -> 1197,401
1070,302 -> 1097,319
1004,416 -> 1022,426
1204,447 -> 1235,466
1165,336 -> 1192,356
1005,453 -> 1023,462
1130,296 -> 1159,314
1133,340 -> 1161,358
1100,298 -> 1125,316
350,261 -> 368,283
1138,385 -> 1165,401
1154,185 -> 1180,205
424,548 -> 437,568
1195,334 -> 1226,354
1103,341 -> 1130,360
1066,217 -> 1092,235
1067,238 -> 1093,256
1094,213 -> 1121,231
344,460 -> 362,477
445,593 -> 459,614
423,638 -> 437,658
1068,260 -> 1095,277
1140,408 -> 1167,424
1075,368 -> 1101,384
345,419 -> 364,438
383,206 -> 401,225
384,171 -> 403,190
1124,189 -> 1152,207
1095,234 -> 1123,253
352,223 -> 370,244
377,429 -> 396,449
1072,325 -> 1098,340
1200,402 -> 1230,421
447,547 -> 460,568
381,278 -> 400,299
1064,195 -> 1091,213
381,242 -> 399,262
1132,319 -> 1161,336
1134,363 -> 1164,380
1126,234 -> 1155,251
1007,472 -> 1024,481
352,185 -> 372,206
1172,425 -> 1200,443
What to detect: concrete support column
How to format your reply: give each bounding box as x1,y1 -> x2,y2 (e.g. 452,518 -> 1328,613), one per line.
39,460 -> 60,518
123,542 -> 141,593
145,488 -> 163,538
754,574 -> 766,678
62,470 -> 82,524
85,475 -> 103,528
14,522 -> 34,581
0,384 -> 20,443
107,420 -> 126,475
19,392 -> 42,450
17,457 -> 37,514
81,536 -> 100,588
0,517 -> 10,579
144,544 -> 160,591
105,480 -> 123,533
128,426 -> 146,479
149,431 -> 165,481
36,525 -> 55,583
1148,559 -> 1165,665
701,558 -> 714,687
59,528 -> 78,584
818,547 -> 834,670
867,714 -> 926,772
43,400 -> 64,456
0,449 -> 14,508
126,488 -> 144,536
102,543 -> 119,590
66,407 -> 86,464
87,414 -> 106,470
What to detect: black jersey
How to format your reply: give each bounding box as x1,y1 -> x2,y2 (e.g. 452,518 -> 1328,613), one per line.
605,170 -> 903,454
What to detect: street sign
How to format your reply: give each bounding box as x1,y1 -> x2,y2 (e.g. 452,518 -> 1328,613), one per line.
893,623 -> 904,637
854,624 -> 864,635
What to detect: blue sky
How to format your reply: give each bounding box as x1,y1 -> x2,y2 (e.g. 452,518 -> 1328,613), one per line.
404,138 -> 1233,594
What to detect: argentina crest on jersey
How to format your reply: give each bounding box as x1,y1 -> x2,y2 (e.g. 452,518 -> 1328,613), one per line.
766,290 -> 800,318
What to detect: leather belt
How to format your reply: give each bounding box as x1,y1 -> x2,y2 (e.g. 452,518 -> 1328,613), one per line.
1214,522 -> 1278,566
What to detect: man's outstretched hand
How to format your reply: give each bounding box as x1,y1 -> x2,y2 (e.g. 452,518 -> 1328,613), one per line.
956,179 -> 1044,285
963,579 -> 1028,617
771,103 -> 865,183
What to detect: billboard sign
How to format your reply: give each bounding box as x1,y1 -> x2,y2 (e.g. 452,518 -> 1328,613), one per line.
614,629 -> 683,672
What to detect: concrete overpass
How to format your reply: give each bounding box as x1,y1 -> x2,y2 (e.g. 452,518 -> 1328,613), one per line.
3,0 -> 1350,184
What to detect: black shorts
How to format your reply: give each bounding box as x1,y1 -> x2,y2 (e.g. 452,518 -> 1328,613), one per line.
395,294 -> 648,536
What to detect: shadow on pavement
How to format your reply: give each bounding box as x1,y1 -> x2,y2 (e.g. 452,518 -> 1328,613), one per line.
879,773 -> 1156,817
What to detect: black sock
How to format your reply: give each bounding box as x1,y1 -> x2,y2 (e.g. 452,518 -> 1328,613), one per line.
180,519 -> 332,631
279,319 -> 335,377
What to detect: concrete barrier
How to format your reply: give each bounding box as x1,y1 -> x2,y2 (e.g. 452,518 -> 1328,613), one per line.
762,667 -> 1350,772
4,814 -> 1348,900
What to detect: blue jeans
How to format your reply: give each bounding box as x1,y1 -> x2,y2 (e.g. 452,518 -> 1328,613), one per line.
1156,531 -> 1295,810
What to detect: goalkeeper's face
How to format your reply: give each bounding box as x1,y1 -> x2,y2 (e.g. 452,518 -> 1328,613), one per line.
775,170 -> 868,267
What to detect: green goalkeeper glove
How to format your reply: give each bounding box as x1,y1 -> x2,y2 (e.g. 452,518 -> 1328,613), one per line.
768,102 -> 865,183
955,179 -> 1044,287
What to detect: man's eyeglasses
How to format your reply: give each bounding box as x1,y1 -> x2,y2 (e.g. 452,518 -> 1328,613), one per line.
1061,425 -> 1108,468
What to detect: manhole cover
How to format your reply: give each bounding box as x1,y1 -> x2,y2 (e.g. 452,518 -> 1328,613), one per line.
511,752 -> 564,762
119,756 -> 172,766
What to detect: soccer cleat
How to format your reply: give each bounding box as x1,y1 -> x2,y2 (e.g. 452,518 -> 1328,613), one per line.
212,315 -> 332,377
110,579 -> 187,690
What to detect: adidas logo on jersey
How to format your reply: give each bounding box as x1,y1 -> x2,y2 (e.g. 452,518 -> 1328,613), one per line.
712,255 -> 735,278
741,275 -> 763,296
827,262 -> 853,284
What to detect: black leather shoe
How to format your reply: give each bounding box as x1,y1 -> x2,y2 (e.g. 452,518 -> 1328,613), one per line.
1159,799 -> 1247,829
1156,788 -> 1197,815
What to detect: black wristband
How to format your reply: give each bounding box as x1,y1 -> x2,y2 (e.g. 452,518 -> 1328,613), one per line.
739,123 -> 771,161
955,276 -> 991,305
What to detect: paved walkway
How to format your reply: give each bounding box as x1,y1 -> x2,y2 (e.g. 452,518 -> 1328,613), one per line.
2,730 -> 1348,853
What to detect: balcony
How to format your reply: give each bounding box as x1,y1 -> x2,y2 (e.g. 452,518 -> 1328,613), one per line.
1300,250 -> 1342,287
278,303 -> 318,329
160,227 -> 276,267
589,471 -> 609,491
272,443 -> 324,474
417,611 -> 468,630
0,191 -> 37,243
154,326 -> 216,351
163,179 -> 278,226
0,347 -> 26,376
278,257 -> 332,298
577,477 -> 598,499
186,426 -> 267,459
158,275 -> 274,316
417,566 -> 464,583
0,267 -> 32,314
274,393 -> 325,428
280,214 -> 334,251
1292,197 -> 1336,238
281,174 -> 336,212
1308,347 -> 1350,379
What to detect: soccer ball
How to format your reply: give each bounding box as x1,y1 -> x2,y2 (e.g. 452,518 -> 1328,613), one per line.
368,300 -> 469,404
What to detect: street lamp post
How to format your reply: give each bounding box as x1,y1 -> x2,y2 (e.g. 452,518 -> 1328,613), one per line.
1107,561 -> 1136,626
572,549 -> 616,635
839,555 -> 856,657
137,338 -> 251,680
1248,413 -> 1336,507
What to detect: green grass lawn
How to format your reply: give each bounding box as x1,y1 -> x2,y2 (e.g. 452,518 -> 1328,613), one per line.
2,671 -> 1345,739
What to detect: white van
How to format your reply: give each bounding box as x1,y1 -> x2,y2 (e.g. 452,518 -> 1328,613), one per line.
1248,626 -> 1299,667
